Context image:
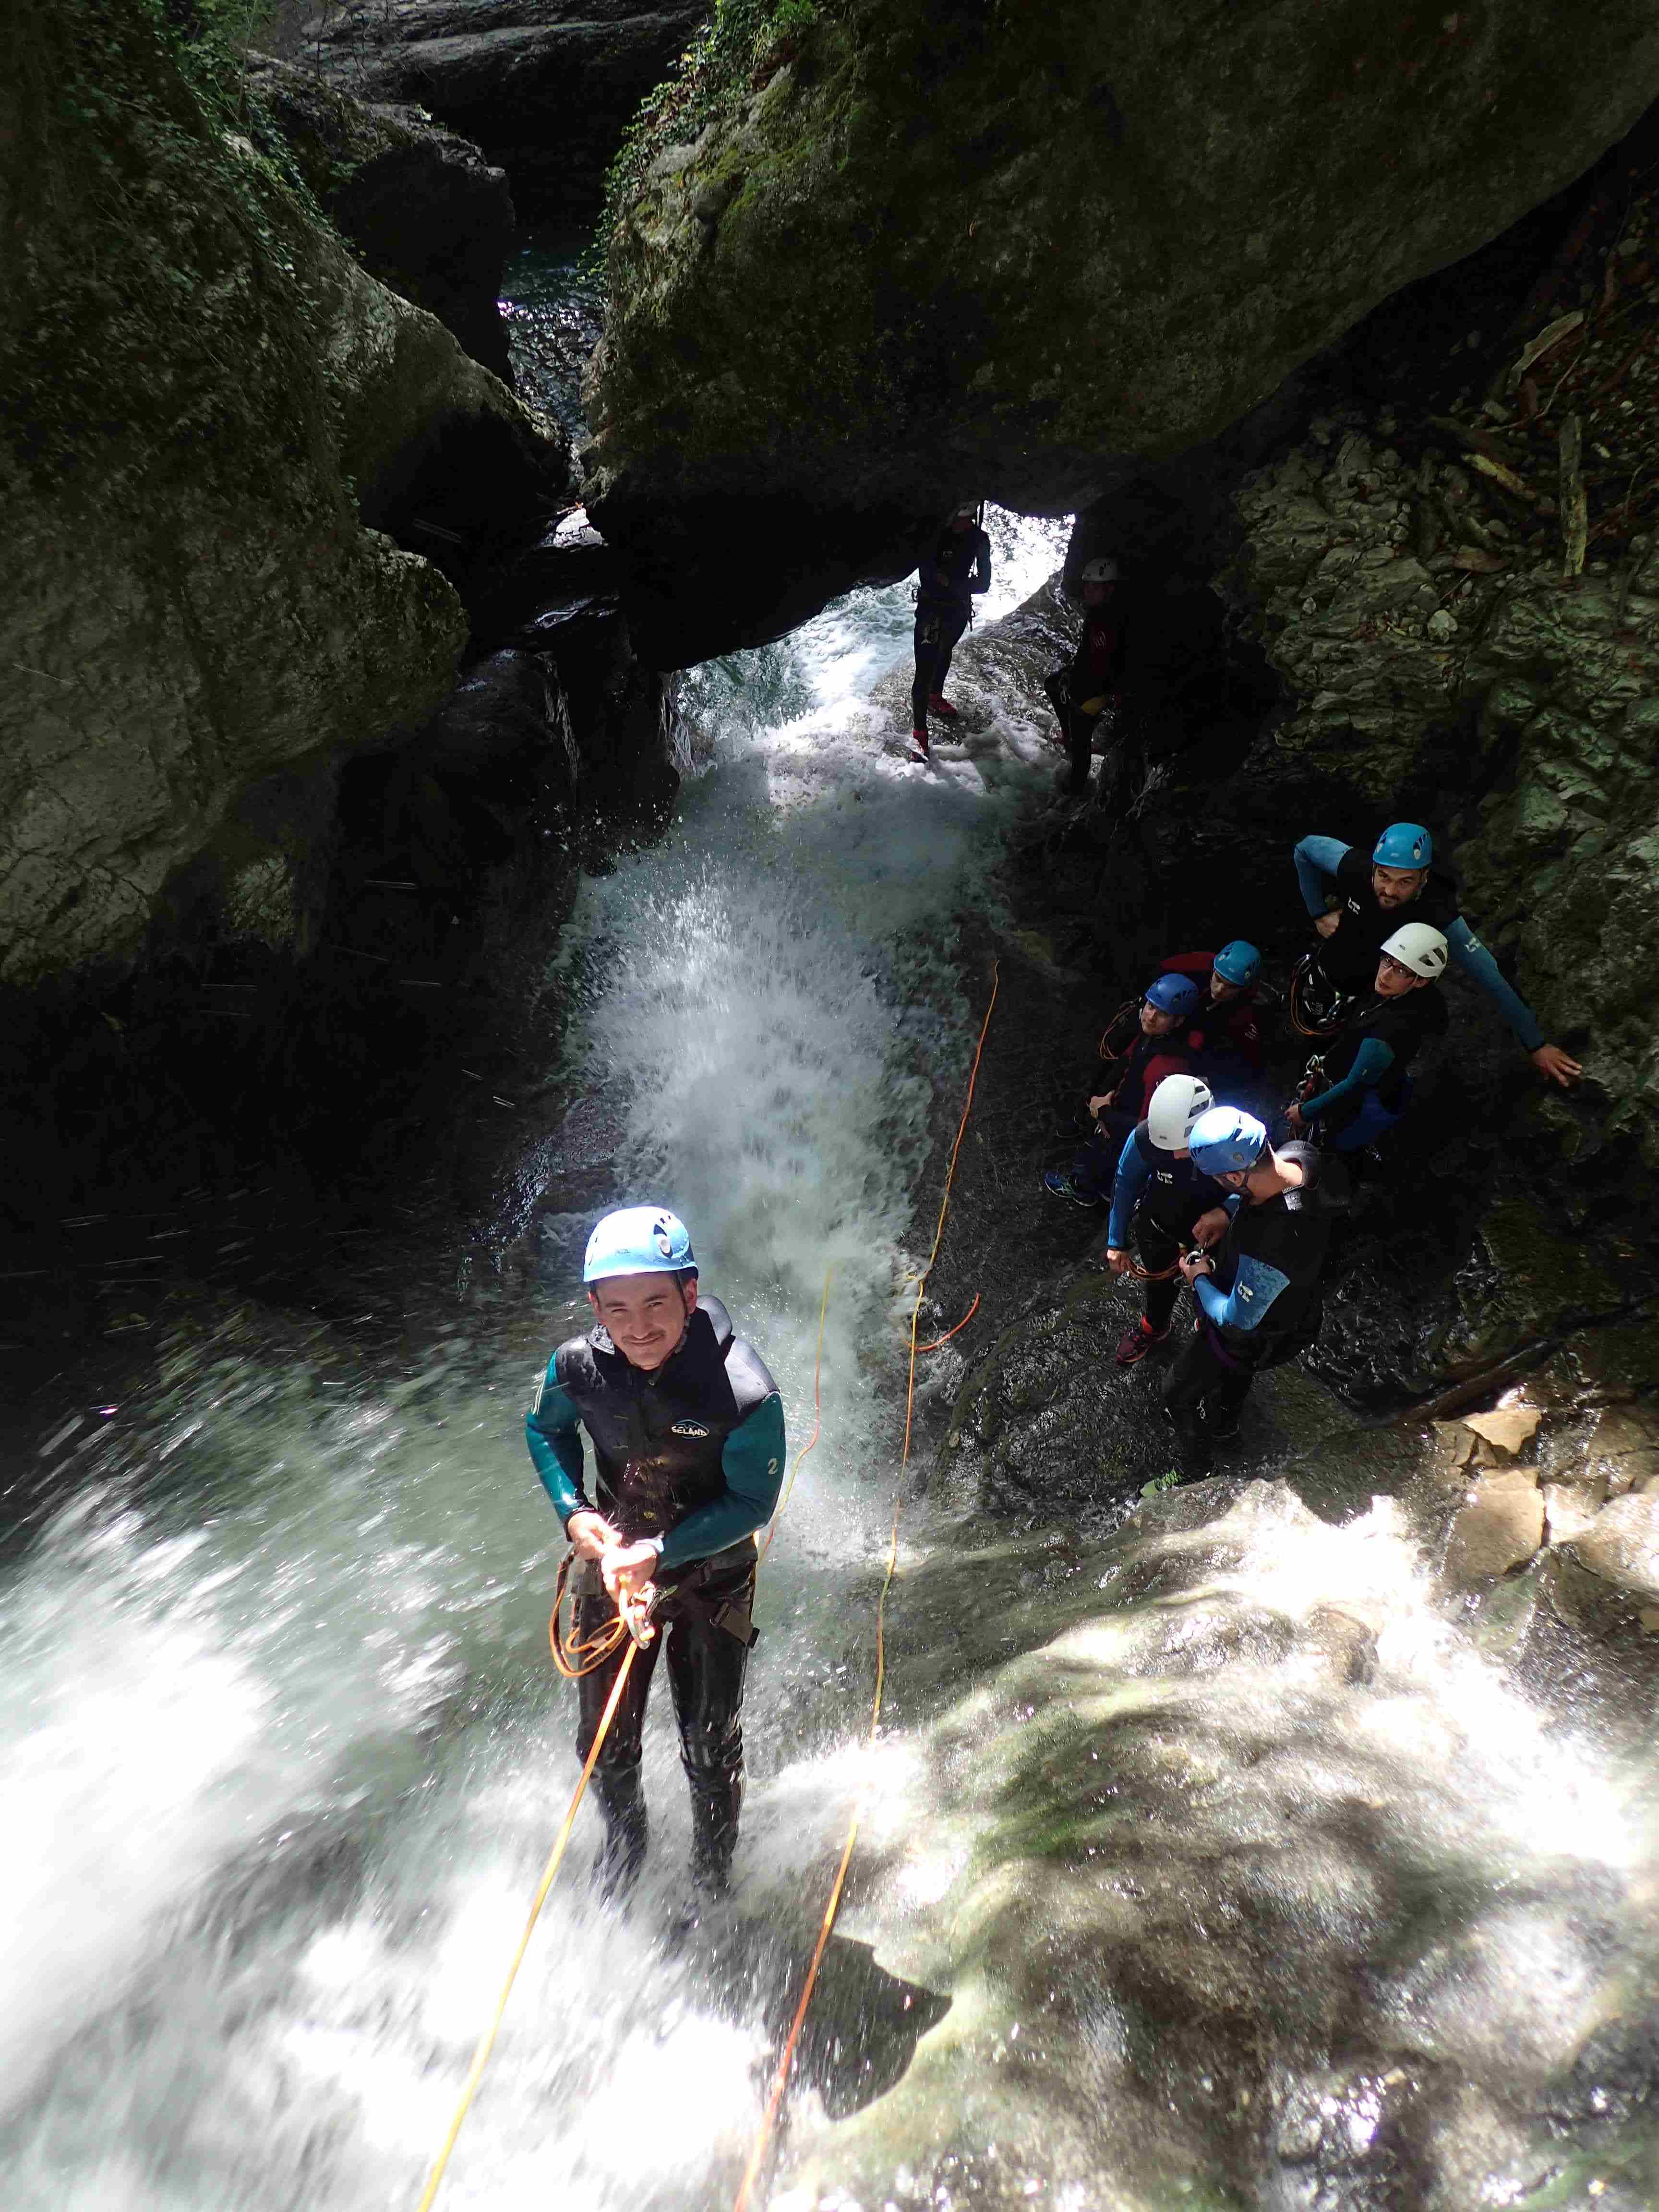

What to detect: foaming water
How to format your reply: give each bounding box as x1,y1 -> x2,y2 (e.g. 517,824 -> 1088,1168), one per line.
0,517 -> 1067,2208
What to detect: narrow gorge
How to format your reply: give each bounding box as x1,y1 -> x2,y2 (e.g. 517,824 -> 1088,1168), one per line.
5,5 -> 1659,2209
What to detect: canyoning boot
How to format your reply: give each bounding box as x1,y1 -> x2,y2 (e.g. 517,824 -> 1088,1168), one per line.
910,726 -> 931,761
1164,1403 -> 1211,1481
1115,1317 -> 1170,1367
1043,1168 -> 1103,1209
687,1767 -> 742,1901
927,692 -> 960,721
589,1765 -> 649,1906
1202,1401 -> 1242,1446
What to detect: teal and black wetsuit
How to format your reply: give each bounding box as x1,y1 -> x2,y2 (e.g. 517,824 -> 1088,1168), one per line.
1105,1121 -> 1224,1332
1299,985 -> 1448,1149
525,1293 -> 784,1895
1292,836 -> 1543,1050
1163,1143 -> 1346,1473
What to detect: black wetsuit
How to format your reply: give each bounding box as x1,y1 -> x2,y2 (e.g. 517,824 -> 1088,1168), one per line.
526,1296 -> 783,1894
1164,1144 -> 1346,1471
1317,848 -> 1464,994
912,522 -> 990,725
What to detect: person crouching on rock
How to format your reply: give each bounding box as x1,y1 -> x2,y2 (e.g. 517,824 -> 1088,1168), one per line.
1163,1109 -> 1348,1478
910,499 -> 990,758
524,1206 -> 785,1905
1283,923 -> 1448,1157
1096,1074 -> 1226,1366
1290,819 -> 1581,1087
1042,556 -> 1126,800
1043,972 -> 1203,1210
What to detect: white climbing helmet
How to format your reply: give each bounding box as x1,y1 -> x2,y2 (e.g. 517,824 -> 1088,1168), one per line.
1146,1073 -> 1214,1152
1380,921 -> 1448,979
1081,556 -> 1119,584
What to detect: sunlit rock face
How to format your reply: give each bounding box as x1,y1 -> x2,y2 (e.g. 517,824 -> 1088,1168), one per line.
586,0 -> 1659,665
246,54 -> 519,382
0,1 -> 565,985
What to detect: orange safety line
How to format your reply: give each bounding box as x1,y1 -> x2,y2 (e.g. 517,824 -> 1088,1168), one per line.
413,1637 -> 640,2212
914,1290 -> 979,1353
732,959 -> 999,2212
760,1265 -> 831,1562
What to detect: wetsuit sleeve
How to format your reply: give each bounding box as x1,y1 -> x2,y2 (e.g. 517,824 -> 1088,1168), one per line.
972,530 -> 991,595
1106,1130 -> 1151,1249
1295,836 -> 1351,916
1196,1253 -> 1291,1332
656,1392 -> 787,1572
525,1366 -> 591,1528
1300,1036 -> 1393,1122
1444,916 -> 1545,1052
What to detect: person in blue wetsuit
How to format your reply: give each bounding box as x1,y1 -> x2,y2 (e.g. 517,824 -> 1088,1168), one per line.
525,1206 -> 785,1902
1098,1073 -> 1225,1366
1285,922 -> 1449,1153
910,501 -> 991,757
1163,1109 -> 1347,1476
1291,820 -> 1581,1087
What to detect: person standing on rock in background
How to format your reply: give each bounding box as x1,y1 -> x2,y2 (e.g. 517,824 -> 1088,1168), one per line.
1163,1108 -> 1348,1478
1285,922 -> 1449,1156
1042,556 -> 1127,799
1097,1073 -> 1226,1367
1291,822 -> 1583,1087
1043,972 -> 1204,1209
1156,940 -> 1266,1094
910,500 -> 991,759
525,1207 -> 784,1907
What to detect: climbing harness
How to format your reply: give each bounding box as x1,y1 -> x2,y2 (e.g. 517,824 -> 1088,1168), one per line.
1288,952 -> 1354,1039
732,963 -> 999,2212
1097,997 -> 1139,1060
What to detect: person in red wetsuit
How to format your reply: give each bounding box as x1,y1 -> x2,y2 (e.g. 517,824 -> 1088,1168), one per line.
1042,972 -> 1204,1209
1158,940 -> 1265,1086
1042,556 -> 1126,798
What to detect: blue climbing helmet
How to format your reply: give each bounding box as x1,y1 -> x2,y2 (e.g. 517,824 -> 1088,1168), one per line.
1372,822 -> 1433,870
1212,939 -> 1261,987
1143,973 -> 1202,1020
1188,1107 -> 1269,1177
583,1206 -> 697,1284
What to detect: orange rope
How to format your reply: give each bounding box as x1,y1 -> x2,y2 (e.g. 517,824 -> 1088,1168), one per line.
914,1291 -> 979,1352
760,1266 -> 831,1562
732,960 -> 999,2212
547,1550 -> 636,1679
413,1639 -> 639,2212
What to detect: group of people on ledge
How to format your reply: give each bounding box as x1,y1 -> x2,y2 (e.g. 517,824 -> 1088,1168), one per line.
1043,817 -> 1582,1478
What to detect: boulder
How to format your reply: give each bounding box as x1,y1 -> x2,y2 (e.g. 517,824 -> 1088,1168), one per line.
1568,1493 -> 1659,1602
1443,1470 -> 1545,1583
247,53 -> 518,380
0,0 -> 567,986
586,0 -> 1659,665
302,0 -> 709,221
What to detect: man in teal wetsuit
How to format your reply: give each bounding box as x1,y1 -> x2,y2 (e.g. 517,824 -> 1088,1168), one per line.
1291,821 -> 1582,1088
525,1206 -> 785,1901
